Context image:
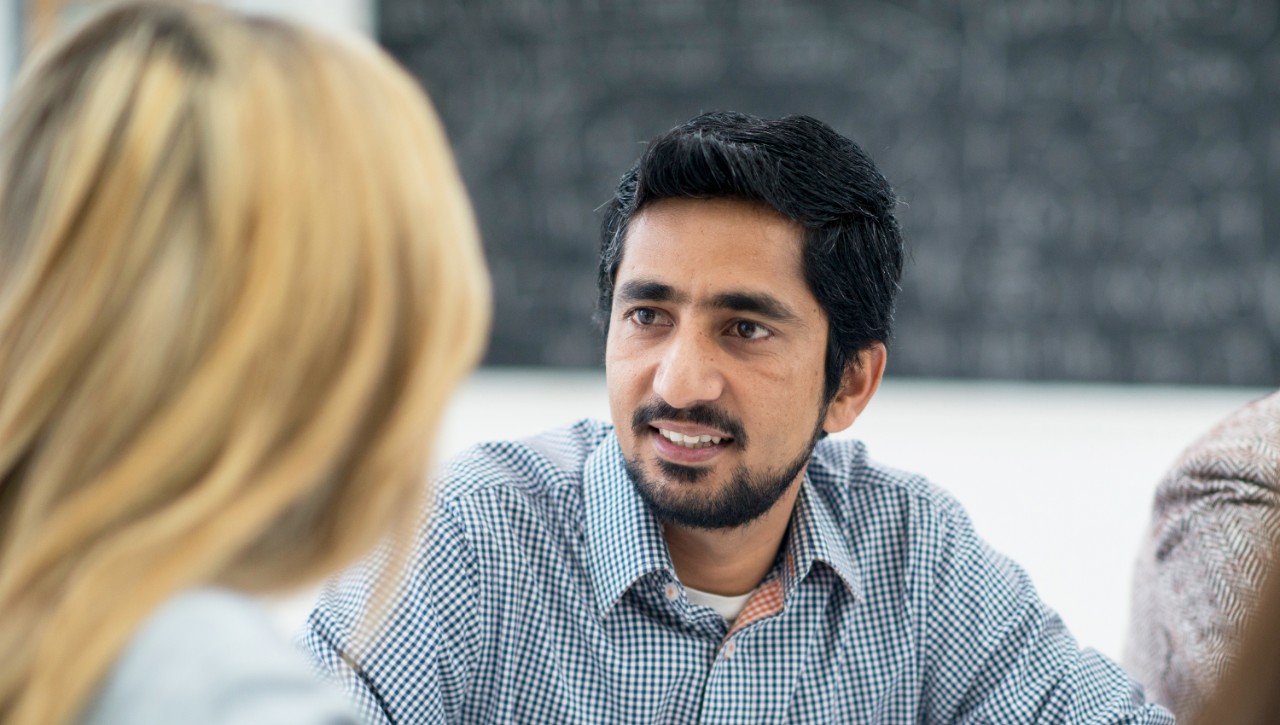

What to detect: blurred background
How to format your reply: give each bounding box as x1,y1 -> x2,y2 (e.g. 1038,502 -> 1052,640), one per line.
4,0 -> 1275,662
385,0 -> 1280,385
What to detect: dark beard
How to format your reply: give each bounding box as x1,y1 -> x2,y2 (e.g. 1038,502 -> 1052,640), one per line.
625,448 -> 814,530
624,399 -> 828,530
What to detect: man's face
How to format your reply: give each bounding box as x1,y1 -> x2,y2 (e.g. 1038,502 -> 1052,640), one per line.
605,197 -> 837,530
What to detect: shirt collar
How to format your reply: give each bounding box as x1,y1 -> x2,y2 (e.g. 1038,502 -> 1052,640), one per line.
778,472 -> 863,603
583,432 -> 673,618
582,431 -> 864,617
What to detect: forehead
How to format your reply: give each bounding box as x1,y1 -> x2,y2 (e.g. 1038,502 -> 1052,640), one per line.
617,198 -> 811,301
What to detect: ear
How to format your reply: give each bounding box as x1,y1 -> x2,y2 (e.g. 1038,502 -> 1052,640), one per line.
821,342 -> 886,435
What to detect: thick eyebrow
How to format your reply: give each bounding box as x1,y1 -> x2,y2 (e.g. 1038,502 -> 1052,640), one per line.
707,291 -> 801,323
616,279 -> 688,305
617,279 -> 801,323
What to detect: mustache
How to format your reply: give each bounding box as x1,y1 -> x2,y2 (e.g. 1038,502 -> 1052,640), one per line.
631,400 -> 748,448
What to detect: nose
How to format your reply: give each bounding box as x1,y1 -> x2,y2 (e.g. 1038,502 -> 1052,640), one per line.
651,327 -> 725,409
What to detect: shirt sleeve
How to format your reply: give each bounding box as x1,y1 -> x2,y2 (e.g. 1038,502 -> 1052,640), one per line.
302,505 -> 481,724
919,499 -> 1174,724
302,607 -> 401,724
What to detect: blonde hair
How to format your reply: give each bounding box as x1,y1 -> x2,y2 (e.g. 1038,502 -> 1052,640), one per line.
0,2 -> 490,722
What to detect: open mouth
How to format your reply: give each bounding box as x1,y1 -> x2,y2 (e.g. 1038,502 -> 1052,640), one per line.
653,426 -> 733,449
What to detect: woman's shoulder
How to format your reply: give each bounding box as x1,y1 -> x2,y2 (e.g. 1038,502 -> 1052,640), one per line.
83,588 -> 359,725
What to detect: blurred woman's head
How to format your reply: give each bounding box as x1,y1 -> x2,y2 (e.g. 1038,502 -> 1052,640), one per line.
0,2 -> 490,721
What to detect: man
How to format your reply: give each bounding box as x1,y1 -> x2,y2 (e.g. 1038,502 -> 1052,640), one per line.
305,112 -> 1172,723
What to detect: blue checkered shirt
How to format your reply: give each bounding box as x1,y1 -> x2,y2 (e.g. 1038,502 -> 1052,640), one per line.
304,420 -> 1172,723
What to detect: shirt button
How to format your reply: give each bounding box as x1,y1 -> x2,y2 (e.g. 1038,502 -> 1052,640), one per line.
723,640 -> 737,658
664,583 -> 679,601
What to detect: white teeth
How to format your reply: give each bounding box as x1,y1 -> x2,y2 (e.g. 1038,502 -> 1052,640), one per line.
658,428 -> 727,449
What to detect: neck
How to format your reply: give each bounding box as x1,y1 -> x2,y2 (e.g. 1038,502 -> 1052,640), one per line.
663,480 -> 801,596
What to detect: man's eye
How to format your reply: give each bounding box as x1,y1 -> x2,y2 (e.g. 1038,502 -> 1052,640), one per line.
733,321 -> 771,340
632,308 -> 660,326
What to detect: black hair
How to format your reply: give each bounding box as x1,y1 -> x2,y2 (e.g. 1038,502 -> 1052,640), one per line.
597,111 -> 904,402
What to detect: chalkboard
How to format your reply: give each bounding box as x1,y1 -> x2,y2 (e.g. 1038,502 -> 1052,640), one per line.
379,0 -> 1280,385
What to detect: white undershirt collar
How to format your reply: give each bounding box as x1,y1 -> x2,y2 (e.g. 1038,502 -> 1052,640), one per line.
683,584 -> 754,622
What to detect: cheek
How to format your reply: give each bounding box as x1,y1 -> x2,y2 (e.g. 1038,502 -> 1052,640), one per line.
752,354 -> 824,397
604,326 -> 637,375
605,351 -> 646,426
605,329 -> 656,386
746,361 -> 826,434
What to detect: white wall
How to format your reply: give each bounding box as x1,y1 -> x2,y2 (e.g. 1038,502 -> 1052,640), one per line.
0,0 -> 19,101
0,0 -> 373,102
217,0 -> 373,35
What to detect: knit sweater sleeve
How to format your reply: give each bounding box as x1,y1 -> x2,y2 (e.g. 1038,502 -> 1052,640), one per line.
1124,391 -> 1280,718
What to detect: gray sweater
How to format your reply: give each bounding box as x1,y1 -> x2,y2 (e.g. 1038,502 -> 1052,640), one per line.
82,588 -> 358,725
1125,390 -> 1280,719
